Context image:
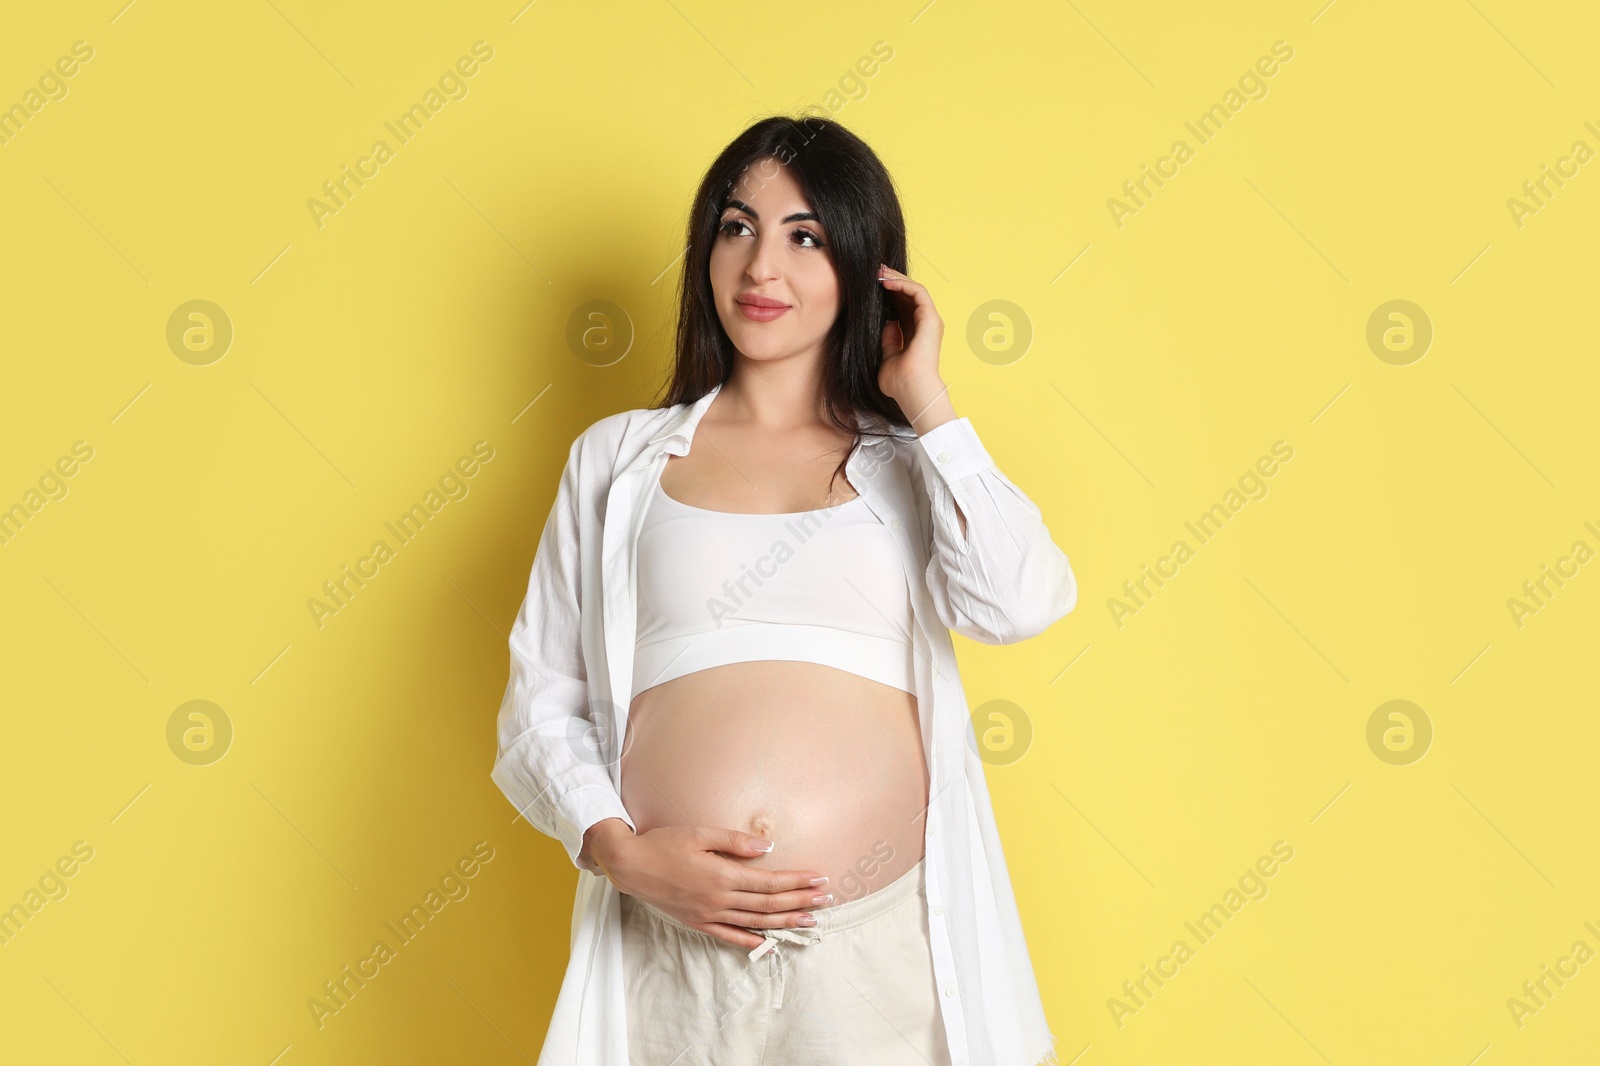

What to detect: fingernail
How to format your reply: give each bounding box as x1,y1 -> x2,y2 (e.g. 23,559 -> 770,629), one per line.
811,894 -> 834,906
808,876 -> 829,886
751,838 -> 774,852
797,914 -> 817,926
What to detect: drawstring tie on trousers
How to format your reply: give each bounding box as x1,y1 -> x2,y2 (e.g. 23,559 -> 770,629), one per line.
747,927 -> 821,1008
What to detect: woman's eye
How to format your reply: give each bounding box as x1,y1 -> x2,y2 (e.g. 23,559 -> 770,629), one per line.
717,219 -> 825,249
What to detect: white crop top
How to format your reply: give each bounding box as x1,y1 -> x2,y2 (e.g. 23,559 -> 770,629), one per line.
633,477 -> 916,702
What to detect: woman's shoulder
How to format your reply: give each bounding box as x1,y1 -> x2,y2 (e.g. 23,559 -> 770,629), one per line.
861,415 -> 919,460
567,402 -> 680,473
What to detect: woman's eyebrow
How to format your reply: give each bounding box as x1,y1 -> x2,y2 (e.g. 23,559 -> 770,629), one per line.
720,198 -> 820,225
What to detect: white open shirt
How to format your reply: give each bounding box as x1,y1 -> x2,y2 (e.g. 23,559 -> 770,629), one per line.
491,381 -> 1078,1066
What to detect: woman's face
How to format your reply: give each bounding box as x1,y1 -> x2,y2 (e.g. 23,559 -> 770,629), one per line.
708,159 -> 839,365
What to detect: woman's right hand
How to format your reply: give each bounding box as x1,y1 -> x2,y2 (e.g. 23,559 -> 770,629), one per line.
594,824 -> 832,951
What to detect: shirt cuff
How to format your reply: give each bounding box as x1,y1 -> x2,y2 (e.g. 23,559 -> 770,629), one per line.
561,786 -> 636,874
915,416 -> 996,488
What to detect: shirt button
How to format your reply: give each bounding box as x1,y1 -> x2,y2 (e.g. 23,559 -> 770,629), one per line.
944,986 -> 957,998
890,518 -> 902,530
932,905 -> 944,916
936,450 -> 951,463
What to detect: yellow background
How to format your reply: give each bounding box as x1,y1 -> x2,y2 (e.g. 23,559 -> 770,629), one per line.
3,0 -> 1597,1063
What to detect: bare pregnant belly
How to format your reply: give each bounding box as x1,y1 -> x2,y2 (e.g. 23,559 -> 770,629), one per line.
622,660 -> 929,905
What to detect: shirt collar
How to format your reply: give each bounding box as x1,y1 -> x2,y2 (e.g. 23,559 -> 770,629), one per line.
647,380 -> 911,457
647,382 -> 723,456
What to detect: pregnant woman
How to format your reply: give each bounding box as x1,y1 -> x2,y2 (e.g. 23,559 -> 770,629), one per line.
492,116 -> 1076,1066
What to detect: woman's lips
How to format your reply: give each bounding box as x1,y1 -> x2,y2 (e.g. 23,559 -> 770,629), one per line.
736,299 -> 791,322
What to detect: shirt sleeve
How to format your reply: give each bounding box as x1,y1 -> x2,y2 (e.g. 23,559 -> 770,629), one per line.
490,434 -> 636,873
910,416 -> 1078,645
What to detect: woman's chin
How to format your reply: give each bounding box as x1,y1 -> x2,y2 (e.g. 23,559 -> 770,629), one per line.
726,336 -> 809,362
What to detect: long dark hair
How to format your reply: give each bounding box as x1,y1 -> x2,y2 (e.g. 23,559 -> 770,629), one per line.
653,113 -> 912,489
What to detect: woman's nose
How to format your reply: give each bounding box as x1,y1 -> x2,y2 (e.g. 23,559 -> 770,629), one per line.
745,237 -> 782,282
